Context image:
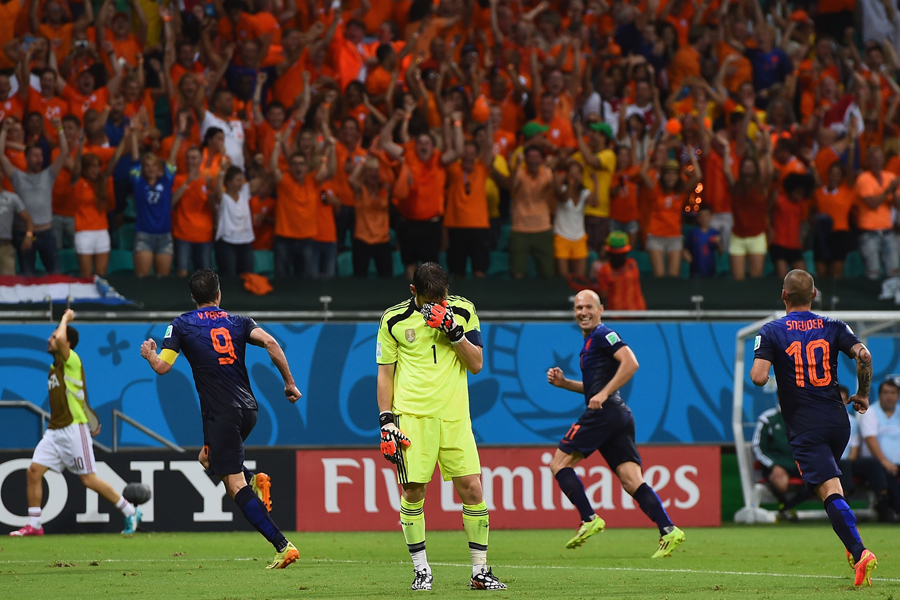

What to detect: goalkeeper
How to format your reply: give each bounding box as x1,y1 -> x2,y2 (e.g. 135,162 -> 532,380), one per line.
376,262 -> 506,592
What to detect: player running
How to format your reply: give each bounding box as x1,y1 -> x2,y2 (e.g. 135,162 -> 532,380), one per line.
140,269 -> 301,569
751,270 -> 878,586
377,262 -> 506,591
547,290 -> 685,556
10,309 -> 141,537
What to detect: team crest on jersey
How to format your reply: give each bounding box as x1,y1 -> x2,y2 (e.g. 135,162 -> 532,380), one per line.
405,329 -> 416,343
605,332 -> 620,345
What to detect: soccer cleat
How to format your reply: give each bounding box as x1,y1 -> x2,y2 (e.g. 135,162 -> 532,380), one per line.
471,567 -> 507,590
8,525 -> 43,537
266,541 -> 299,569
651,526 -> 685,558
853,549 -> 877,586
565,515 -> 606,549
410,569 -> 433,590
846,549 -> 855,569
251,473 -> 272,512
122,508 -> 142,535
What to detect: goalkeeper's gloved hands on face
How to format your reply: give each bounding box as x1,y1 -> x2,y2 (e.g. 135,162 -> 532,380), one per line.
421,300 -> 464,344
379,412 -> 410,464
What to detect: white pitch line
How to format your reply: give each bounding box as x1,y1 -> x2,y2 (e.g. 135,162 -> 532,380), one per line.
2,556 -> 896,583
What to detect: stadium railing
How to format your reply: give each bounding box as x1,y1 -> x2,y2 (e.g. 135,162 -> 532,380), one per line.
0,400 -> 112,453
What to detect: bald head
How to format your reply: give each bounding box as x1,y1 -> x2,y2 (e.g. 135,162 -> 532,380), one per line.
783,270 -> 816,307
574,289 -> 601,309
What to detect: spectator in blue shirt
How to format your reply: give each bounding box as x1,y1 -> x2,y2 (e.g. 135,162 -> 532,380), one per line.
683,204 -> 721,278
736,26 -> 792,107
129,129 -> 182,277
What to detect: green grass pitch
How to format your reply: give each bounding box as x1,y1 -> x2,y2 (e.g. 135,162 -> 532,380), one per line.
1,525 -> 898,599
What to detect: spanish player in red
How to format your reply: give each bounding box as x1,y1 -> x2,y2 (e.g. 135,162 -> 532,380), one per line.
140,269 -> 302,569
751,270 -> 878,586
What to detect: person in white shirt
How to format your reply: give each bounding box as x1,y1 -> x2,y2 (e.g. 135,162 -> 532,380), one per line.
195,89 -> 246,170
856,379 -> 900,521
214,166 -> 261,276
552,162 -> 598,277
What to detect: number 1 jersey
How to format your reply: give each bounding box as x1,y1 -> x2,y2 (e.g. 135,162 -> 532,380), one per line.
754,311 -> 860,436
162,306 -> 259,419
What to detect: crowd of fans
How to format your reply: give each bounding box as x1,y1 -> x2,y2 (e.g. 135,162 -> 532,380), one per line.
0,0 -> 899,300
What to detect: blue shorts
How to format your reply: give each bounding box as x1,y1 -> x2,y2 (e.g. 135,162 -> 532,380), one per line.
558,404 -> 642,472
789,427 -> 850,490
202,408 -> 257,477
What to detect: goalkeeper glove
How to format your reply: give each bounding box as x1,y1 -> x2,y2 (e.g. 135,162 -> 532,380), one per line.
421,300 -> 464,344
379,412 -> 410,464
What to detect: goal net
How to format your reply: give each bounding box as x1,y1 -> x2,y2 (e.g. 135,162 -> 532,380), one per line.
732,311 -> 900,523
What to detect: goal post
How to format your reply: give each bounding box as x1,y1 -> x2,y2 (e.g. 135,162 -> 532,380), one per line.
732,311 -> 900,524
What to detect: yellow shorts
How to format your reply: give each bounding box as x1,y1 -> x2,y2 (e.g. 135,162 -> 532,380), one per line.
730,232 -> 767,256
395,414 -> 481,484
554,234 -> 589,260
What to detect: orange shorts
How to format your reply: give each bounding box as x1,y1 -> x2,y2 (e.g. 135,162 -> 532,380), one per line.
554,234 -> 589,260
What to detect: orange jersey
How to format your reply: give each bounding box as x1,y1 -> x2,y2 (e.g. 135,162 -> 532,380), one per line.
597,258 -> 647,310
73,178 -> 108,232
172,175 -> 214,243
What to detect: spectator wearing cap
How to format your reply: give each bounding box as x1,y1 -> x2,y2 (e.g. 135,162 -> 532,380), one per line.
770,173 -> 814,280
813,160 -> 856,280
0,117 -> 69,276
553,162 -> 598,278
640,153 -> 702,278
573,117 -> 616,258
348,156 -> 394,278
496,145 -> 556,279
596,231 -> 646,310
380,108 -> 462,280
445,133 -> 494,279
854,146 -> 899,279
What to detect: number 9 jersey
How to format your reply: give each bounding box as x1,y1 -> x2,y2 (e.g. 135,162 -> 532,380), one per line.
160,306 -> 260,419
754,310 -> 861,437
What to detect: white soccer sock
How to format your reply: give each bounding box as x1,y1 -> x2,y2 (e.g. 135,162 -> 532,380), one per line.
116,497 -> 136,518
471,548 -> 487,576
410,549 -> 430,574
28,507 -> 41,529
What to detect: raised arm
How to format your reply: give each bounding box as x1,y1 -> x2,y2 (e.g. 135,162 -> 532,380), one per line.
379,110 -> 407,160
0,120 -> 17,178
49,118 -> 69,177
249,327 -> 301,402
53,309 -> 76,361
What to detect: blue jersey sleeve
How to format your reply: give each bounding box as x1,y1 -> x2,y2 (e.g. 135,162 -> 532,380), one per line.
595,326 -> 627,355
161,318 -> 183,353
754,323 -> 777,363
834,319 -> 862,356
239,316 -> 260,344
129,167 -> 142,186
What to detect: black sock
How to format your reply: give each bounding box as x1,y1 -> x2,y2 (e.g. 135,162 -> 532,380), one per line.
234,486 -> 287,552
242,466 -> 255,485
823,493 -> 865,564
782,490 -> 812,511
555,468 -> 595,522
633,483 -> 674,535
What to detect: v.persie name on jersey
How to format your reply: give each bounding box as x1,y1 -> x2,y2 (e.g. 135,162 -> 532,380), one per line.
196,310 -> 230,320
786,318 -> 824,331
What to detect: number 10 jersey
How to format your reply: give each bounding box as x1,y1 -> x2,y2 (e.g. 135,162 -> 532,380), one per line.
754,311 -> 861,437
161,306 -> 259,419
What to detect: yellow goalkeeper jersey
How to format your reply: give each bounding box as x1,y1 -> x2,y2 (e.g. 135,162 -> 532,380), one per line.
376,295 -> 481,421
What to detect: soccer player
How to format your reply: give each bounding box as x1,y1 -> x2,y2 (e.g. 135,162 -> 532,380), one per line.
546,290 -> 685,556
377,262 -> 506,591
139,269 -> 301,569
10,309 -> 141,536
751,270 -> 878,586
